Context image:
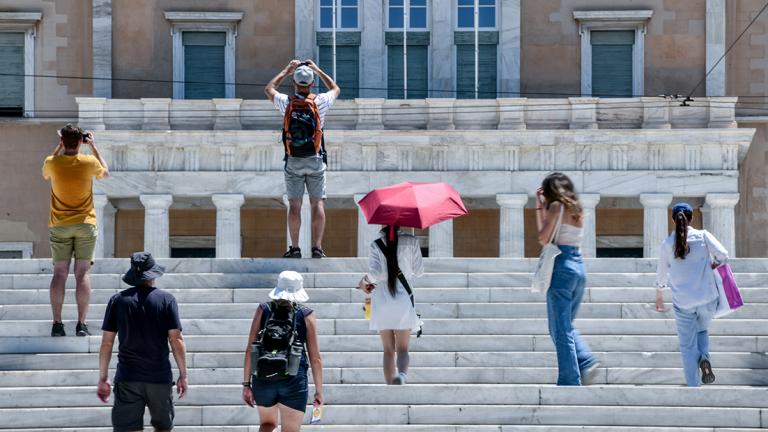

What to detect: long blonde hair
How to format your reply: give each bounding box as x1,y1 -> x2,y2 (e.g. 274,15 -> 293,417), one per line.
541,172 -> 582,222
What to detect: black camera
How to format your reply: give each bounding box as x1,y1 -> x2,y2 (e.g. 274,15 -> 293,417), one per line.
82,132 -> 92,142
299,61 -> 310,67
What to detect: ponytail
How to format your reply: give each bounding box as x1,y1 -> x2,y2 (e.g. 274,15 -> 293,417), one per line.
381,226 -> 400,297
674,211 -> 690,259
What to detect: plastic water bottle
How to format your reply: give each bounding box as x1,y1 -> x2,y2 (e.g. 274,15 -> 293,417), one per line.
364,297 -> 371,320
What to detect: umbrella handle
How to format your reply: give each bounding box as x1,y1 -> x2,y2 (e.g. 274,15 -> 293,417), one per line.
389,225 -> 395,241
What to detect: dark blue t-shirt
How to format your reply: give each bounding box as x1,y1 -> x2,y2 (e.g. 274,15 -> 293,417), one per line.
101,286 -> 182,384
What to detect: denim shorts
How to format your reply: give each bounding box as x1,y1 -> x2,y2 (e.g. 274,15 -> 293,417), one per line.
251,371 -> 309,413
284,156 -> 326,200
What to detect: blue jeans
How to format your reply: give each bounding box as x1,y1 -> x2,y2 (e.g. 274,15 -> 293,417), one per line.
546,246 -> 597,385
673,299 -> 717,387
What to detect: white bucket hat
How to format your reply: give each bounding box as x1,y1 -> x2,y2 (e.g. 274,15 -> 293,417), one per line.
269,271 -> 310,303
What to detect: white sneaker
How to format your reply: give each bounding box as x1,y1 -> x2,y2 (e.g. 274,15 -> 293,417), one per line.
392,372 -> 407,385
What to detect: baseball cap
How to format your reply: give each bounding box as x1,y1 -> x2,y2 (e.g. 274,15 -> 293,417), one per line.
293,65 -> 315,86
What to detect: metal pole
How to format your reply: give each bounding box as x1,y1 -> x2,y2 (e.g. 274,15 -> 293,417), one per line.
332,0 -> 337,81
474,0 -> 479,99
403,0 -> 408,99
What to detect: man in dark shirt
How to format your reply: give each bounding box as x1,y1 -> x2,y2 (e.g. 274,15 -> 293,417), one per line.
97,252 -> 188,432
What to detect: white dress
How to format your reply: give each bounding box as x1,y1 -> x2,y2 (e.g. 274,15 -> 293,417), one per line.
365,233 -> 424,332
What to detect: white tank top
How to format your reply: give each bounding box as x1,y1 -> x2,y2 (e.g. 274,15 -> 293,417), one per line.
556,224 -> 583,247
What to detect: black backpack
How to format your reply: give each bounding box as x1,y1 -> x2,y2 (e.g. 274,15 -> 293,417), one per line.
251,301 -> 305,381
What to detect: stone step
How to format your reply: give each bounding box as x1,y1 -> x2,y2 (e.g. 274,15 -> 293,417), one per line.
3,351 -> 767,371
2,365 -> 766,388
2,318 -> 768,337
0,404 -> 763,428
3,272 -> 768,290
1,427 -> 765,432
1,334 -> 766,355
2,287 -> 766,306
4,257 -> 768,275
1,384 -> 766,409
1,302 -> 764,321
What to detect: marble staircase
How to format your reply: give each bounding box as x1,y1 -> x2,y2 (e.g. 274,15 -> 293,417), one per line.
0,258 -> 767,431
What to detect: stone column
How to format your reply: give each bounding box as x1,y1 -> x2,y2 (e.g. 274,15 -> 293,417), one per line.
140,195 -> 173,258
705,193 -> 740,257
430,0 -> 453,96
499,0 -> 521,96
92,0 -> 112,98
359,1 -> 386,98
429,220 -> 454,258
284,195 -> 312,255
580,193 -> 600,258
355,193 -> 381,257
294,0 -> 315,60
212,194 -> 245,258
496,194 -> 527,258
706,0 -> 726,96
93,194 -> 116,259
639,193 -> 673,258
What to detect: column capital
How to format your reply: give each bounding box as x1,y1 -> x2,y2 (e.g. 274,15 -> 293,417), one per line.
212,193 -> 245,209
140,194 -> 173,209
705,192 -> 740,208
496,193 -> 528,208
639,193 -> 673,208
93,194 -> 111,209
580,193 -> 601,208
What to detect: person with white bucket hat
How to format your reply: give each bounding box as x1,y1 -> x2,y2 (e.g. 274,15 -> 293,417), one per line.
242,271 -> 323,431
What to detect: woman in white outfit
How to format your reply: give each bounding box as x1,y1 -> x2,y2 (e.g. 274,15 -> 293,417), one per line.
359,225 -> 424,385
655,202 -> 729,386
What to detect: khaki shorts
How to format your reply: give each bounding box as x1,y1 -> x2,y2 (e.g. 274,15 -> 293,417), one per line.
49,223 -> 97,263
284,156 -> 327,200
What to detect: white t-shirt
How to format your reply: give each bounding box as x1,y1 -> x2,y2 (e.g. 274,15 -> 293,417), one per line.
273,91 -> 336,129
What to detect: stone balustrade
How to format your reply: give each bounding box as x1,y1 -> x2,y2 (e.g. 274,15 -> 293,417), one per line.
77,96 -> 739,132
91,128 -> 753,173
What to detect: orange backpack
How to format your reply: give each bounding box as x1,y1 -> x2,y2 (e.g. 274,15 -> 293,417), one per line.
282,94 -> 324,159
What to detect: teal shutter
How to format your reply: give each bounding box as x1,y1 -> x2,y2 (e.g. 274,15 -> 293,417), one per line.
591,30 -> 634,97
319,45 -> 359,99
183,32 -> 226,99
456,44 -> 496,99
0,33 -> 25,114
387,44 -> 428,99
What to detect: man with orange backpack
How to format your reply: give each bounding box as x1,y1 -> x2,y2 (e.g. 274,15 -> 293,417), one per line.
266,59 -> 340,259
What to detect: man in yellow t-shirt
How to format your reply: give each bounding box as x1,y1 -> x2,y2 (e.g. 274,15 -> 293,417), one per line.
42,124 -> 109,337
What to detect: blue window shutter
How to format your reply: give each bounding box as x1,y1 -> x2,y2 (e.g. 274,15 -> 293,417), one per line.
0,33 -> 25,113
456,44 -> 497,99
183,32 -> 226,99
319,45 -> 359,99
591,30 -> 634,97
388,44 -> 428,99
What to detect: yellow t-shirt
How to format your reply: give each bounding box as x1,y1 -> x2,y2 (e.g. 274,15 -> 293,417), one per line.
42,154 -> 107,227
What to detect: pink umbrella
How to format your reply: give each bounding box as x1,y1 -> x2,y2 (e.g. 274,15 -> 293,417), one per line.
357,182 -> 468,238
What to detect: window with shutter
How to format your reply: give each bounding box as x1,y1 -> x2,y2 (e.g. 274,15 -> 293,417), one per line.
318,45 -> 359,99
386,32 -> 429,99
183,32 -> 226,99
456,43 -> 496,99
591,30 -> 634,98
0,33 -> 25,116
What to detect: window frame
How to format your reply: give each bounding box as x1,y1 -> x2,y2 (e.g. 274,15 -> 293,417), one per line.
317,0 -> 361,31
455,0 -> 498,31
0,13 -> 41,117
386,0 -> 430,31
573,10 -> 653,98
164,12 -> 243,99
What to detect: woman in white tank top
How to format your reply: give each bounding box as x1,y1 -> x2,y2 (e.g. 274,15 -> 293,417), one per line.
535,172 -> 598,386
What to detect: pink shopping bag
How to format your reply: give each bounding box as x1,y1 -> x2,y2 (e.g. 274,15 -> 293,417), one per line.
713,264 -> 744,318
716,264 -> 744,309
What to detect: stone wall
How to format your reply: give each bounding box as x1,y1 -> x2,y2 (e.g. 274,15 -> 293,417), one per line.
521,0 -> 707,98
738,123 -> 768,257
111,0 -> 295,99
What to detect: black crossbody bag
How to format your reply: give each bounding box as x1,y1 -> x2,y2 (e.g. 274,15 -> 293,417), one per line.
374,239 -> 423,338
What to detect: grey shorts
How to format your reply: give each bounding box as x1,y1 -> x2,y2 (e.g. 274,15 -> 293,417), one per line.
112,381 -> 174,432
284,156 -> 326,200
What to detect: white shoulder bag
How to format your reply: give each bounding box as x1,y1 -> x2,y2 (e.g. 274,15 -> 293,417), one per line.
531,205 -> 565,293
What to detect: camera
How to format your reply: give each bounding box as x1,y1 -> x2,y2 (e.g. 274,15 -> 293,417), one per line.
299,61 -> 310,67
82,132 -> 92,142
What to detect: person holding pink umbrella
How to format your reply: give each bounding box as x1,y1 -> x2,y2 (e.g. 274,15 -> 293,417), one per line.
357,182 -> 468,385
